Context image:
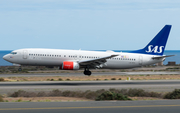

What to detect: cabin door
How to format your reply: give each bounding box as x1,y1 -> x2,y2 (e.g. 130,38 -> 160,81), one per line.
23,50 -> 28,59
139,56 -> 143,65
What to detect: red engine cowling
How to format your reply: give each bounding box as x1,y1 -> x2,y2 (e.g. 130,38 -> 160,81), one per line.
61,61 -> 80,70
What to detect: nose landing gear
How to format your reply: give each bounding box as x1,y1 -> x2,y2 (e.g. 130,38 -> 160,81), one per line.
18,67 -> 22,71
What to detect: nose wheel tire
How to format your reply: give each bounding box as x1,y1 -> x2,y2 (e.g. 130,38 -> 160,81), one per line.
18,67 -> 22,71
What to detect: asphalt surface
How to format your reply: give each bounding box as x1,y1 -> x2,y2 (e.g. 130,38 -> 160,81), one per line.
0,71 -> 180,77
0,100 -> 180,113
0,80 -> 180,94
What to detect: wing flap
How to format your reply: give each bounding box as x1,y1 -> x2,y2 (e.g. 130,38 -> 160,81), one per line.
79,55 -> 118,66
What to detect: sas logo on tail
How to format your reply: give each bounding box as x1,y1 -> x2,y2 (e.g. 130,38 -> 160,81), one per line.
146,45 -> 164,53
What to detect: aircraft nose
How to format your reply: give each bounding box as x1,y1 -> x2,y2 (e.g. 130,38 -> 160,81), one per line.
3,54 -> 9,61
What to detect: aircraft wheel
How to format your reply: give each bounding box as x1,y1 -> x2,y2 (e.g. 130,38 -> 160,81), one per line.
84,71 -> 87,75
84,71 -> 91,76
87,71 -> 91,76
18,67 -> 22,71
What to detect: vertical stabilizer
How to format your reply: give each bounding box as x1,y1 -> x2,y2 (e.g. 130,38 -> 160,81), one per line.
130,25 -> 172,55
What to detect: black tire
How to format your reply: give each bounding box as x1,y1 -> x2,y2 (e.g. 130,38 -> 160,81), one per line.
84,71 -> 87,75
18,68 -> 22,71
87,71 -> 91,76
84,71 -> 91,76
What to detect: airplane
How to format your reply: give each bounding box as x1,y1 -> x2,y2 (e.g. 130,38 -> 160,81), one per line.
3,25 -> 173,76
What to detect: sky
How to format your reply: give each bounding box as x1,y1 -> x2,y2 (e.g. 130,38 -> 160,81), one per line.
0,0 -> 180,50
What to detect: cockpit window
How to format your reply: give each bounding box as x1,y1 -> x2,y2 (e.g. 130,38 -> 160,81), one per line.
10,52 -> 17,54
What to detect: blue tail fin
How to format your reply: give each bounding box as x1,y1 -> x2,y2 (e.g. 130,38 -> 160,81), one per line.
130,25 -> 172,55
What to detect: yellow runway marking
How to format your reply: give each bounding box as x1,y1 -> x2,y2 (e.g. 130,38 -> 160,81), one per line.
0,105 -> 180,111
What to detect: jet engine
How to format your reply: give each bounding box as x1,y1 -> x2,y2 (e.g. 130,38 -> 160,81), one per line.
60,61 -> 80,70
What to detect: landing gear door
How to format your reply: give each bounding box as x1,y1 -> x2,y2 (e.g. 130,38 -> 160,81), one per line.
23,50 -> 28,59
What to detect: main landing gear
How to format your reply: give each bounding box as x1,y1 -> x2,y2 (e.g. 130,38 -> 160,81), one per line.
84,68 -> 91,76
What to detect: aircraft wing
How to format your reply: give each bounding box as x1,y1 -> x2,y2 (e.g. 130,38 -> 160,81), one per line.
152,55 -> 175,59
78,55 -> 118,68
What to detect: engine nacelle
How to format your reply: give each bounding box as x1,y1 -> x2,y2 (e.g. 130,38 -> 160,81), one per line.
61,61 -> 80,70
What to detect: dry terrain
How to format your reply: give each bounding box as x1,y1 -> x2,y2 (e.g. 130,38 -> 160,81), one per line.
1,74 -> 180,82
2,97 -> 92,102
2,96 -> 163,102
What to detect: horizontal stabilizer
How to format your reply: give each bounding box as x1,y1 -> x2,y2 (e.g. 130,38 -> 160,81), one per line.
152,55 -> 175,59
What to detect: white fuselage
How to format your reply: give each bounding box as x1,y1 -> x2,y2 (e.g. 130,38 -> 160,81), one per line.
3,48 -> 164,69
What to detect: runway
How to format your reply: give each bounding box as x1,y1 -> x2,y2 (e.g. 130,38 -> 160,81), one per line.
0,71 -> 180,94
0,71 -> 180,77
0,100 -> 180,113
0,80 -> 180,94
